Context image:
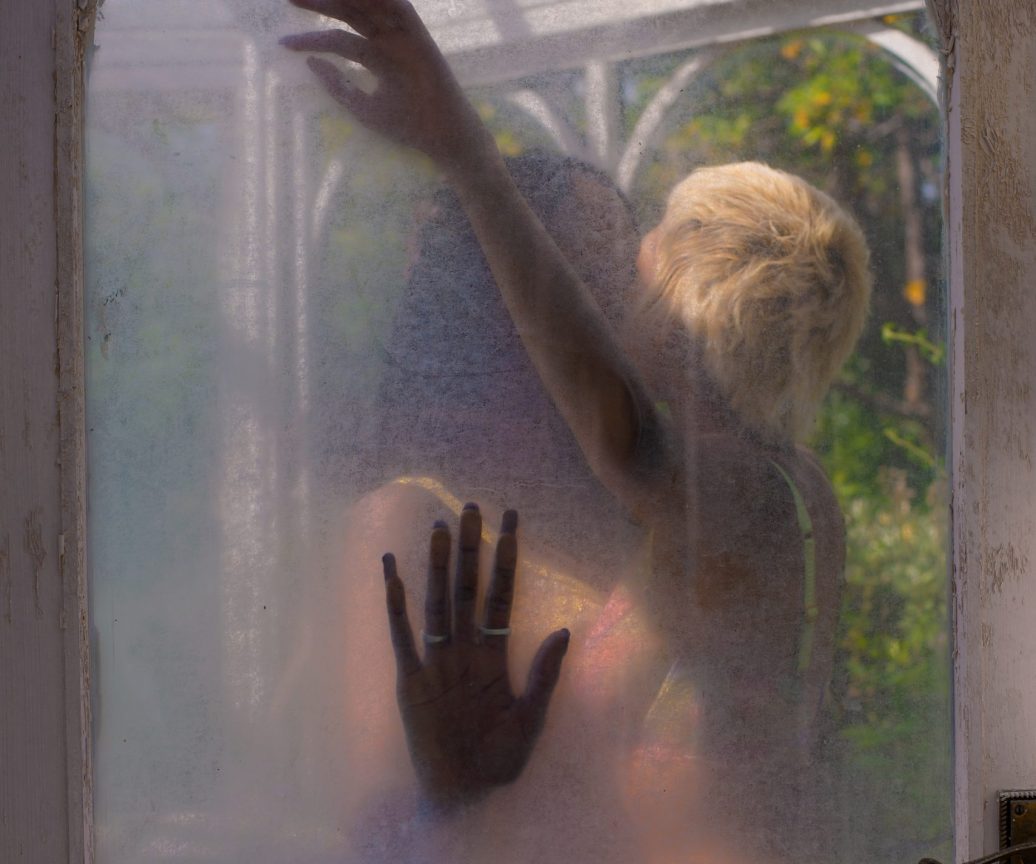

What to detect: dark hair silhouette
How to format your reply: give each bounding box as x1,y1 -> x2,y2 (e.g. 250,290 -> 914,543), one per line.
374,149 -> 640,574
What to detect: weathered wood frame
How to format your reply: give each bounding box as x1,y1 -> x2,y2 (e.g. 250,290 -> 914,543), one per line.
3,1 -> 1036,863
1,1 -> 95,861
926,1 -> 1036,860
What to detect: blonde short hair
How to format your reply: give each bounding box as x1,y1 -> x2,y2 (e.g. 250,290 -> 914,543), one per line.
643,162 -> 872,443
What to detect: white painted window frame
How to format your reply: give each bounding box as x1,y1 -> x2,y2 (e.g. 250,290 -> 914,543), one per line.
2,1 -> 1033,862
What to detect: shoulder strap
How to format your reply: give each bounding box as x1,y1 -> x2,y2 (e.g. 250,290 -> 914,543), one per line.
769,459 -> 819,676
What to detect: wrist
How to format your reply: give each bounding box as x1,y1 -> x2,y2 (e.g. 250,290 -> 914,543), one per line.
416,769 -> 492,817
417,789 -> 475,821
438,120 -> 505,192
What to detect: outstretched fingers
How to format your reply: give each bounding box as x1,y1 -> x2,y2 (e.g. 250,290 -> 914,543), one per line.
305,57 -> 381,127
280,30 -> 382,71
383,553 -> 422,677
453,503 -> 482,643
424,520 -> 452,654
482,510 -> 518,645
287,0 -> 417,38
517,628 -> 570,742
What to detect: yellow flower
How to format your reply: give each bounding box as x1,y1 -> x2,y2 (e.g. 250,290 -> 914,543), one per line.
904,279 -> 927,307
781,39 -> 803,60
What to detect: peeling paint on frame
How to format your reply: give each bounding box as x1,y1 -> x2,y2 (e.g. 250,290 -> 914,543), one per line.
0,0 -> 96,860
929,0 -> 1036,860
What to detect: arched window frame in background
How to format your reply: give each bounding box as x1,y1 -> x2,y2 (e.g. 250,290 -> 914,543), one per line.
1,1 -> 1033,862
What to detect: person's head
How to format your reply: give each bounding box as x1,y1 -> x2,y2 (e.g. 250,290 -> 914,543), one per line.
508,151 -> 641,321
375,149 -> 641,571
635,162 -> 872,444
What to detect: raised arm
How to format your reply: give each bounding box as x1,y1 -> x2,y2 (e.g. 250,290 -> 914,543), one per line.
282,0 -> 669,505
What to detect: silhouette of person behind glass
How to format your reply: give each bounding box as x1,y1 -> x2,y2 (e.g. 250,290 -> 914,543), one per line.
283,3 -> 872,861
374,149 -> 641,589
332,150 -> 650,862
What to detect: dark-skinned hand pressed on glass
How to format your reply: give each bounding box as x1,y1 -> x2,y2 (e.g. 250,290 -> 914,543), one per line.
381,505 -> 569,809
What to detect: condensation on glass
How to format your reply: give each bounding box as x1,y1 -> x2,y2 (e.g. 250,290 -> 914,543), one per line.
85,1 -> 949,862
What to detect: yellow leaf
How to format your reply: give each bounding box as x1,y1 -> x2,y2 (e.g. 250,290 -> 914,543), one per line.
856,149 -> 874,168
813,90 -> 833,106
793,107 -> 810,130
820,129 -> 836,152
495,132 -> 523,157
904,279 -> 926,307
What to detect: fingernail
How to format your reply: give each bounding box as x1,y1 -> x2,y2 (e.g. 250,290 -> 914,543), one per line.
381,552 -> 394,574
560,628 -> 571,643
462,501 -> 479,511
433,519 -> 448,530
501,510 -> 518,533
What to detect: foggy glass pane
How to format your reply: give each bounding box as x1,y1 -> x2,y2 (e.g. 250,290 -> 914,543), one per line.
85,1 -> 949,861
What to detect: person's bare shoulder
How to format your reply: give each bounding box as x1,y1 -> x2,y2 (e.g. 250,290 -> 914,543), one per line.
342,480 -> 449,598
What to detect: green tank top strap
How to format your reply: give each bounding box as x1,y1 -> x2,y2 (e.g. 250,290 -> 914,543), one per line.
769,459 -> 819,676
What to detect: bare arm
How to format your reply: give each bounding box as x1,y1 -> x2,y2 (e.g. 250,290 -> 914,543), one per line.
444,138 -> 665,499
282,0 -> 669,505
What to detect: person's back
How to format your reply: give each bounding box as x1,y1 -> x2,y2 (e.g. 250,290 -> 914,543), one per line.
632,430 -> 844,861
613,163 -> 869,861
373,150 -> 642,589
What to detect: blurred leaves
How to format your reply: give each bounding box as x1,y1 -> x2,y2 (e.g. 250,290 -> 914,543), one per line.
882,322 -> 945,365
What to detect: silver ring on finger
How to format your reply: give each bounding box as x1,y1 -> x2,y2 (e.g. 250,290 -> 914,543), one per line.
480,626 -> 511,638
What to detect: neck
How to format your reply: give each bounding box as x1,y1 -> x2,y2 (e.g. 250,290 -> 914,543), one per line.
681,373 -> 740,438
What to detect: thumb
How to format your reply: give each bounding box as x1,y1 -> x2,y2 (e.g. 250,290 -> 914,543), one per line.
517,628 -> 570,742
306,57 -> 380,129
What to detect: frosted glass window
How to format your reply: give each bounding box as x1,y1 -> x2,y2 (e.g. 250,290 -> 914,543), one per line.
85,2 -> 948,861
